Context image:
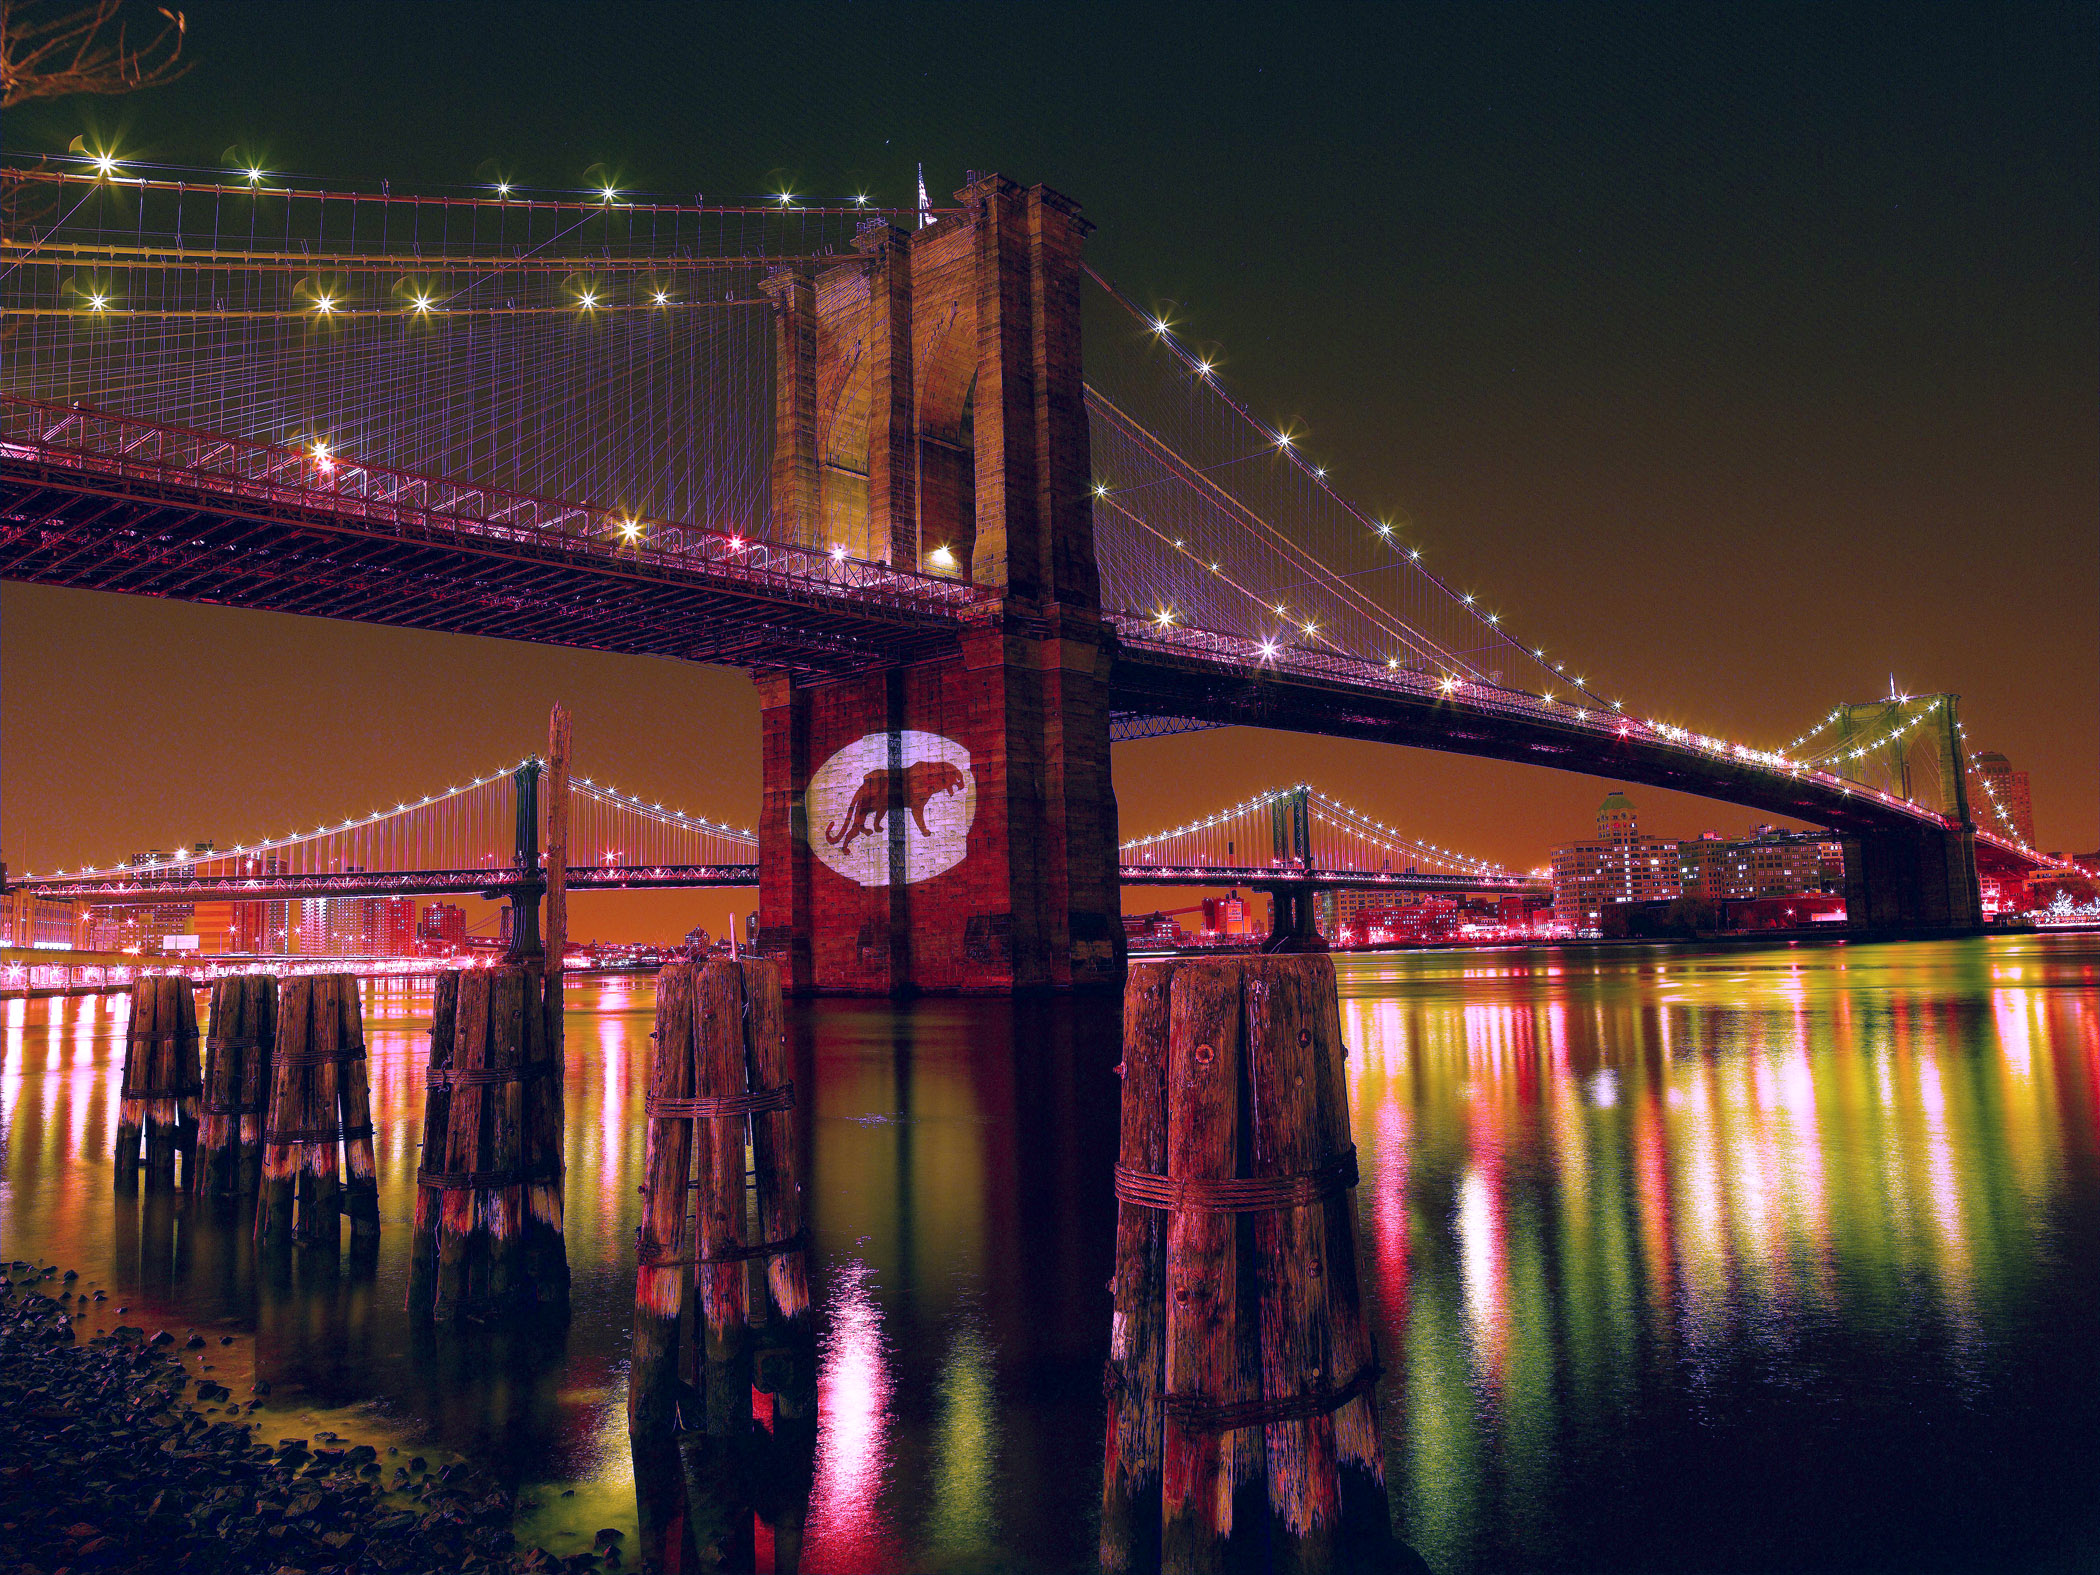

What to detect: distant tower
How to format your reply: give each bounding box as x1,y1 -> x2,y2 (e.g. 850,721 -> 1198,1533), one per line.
1971,751 -> 2036,847
1596,790 -> 1638,845
915,163 -> 932,228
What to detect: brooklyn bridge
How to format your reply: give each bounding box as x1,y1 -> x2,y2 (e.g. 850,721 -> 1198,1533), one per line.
0,161 -> 2051,990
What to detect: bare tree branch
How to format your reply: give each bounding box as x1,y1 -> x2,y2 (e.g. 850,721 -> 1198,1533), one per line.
1,0 -> 187,108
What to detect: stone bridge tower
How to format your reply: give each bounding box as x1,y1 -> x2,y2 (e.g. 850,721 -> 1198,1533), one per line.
754,174 -> 1124,993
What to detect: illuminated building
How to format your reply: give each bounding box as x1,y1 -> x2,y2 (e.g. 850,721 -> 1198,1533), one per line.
417,902 -> 468,955
1337,898 -> 1462,945
190,899 -> 240,954
300,896 -> 376,957
1677,828 -> 1843,902
1,890 -> 81,949
375,897 -> 416,958
1971,751 -> 2036,847
1551,791 -> 1682,929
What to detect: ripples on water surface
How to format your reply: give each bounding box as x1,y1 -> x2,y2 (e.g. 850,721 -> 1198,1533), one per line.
3,937 -> 2095,1572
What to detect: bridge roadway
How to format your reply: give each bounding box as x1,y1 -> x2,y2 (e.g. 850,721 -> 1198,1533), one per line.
0,396 -> 2039,869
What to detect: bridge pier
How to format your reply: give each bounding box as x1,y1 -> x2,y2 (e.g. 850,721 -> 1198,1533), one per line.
1841,826 -> 1983,936
1260,887 -> 1329,953
755,174 -> 1124,995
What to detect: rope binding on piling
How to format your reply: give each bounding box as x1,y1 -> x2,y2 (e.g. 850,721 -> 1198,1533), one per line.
1113,1144 -> 1358,1214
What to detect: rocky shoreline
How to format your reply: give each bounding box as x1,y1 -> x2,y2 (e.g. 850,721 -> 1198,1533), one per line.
0,1263 -> 623,1575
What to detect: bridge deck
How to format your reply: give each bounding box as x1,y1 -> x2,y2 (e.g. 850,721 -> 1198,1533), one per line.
0,402 -> 2035,858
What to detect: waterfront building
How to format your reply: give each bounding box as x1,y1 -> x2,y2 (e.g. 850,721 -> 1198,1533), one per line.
190,899 -> 239,953
1337,898 -> 1462,945
417,902 -> 468,955
1677,828 -> 1843,902
375,897 -> 416,958
1,889 -> 81,949
300,896 -> 376,957
1551,791 -> 1683,929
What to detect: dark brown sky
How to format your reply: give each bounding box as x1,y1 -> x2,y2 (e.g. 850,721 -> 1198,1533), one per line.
5,2 -> 2094,940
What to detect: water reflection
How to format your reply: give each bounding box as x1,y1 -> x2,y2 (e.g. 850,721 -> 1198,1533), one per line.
3,940 -> 2096,1571
1343,938 -> 2100,1572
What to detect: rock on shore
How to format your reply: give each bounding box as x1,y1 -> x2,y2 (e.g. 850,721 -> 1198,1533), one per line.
0,1263 -> 610,1574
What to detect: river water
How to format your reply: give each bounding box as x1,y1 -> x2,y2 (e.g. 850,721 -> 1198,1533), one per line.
2,936 -> 2095,1572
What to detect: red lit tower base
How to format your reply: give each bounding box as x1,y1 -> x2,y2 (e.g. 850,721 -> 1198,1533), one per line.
754,175 -> 1124,993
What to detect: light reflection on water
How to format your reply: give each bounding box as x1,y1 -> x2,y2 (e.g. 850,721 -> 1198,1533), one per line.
2,937 -> 2096,1572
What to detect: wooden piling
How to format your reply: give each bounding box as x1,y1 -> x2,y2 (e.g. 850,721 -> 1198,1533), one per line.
254,974 -> 377,1248
116,976 -> 201,1193
530,702 -> 574,1305
629,956 -> 810,1573
114,978 -> 153,1191
1102,961 -> 1175,1575
407,962 -> 567,1319
1106,954 -> 1394,1575
237,976 -> 278,1194
406,970 -> 459,1315
337,977 -> 379,1240
747,963 -> 810,1342
693,961 -> 752,1442
525,967 -> 570,1305
630,962 -> 697,1569
196,975 -> 278,1199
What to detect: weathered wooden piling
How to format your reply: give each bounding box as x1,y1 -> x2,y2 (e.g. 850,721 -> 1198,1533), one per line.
629,955 -> 812,1573
255,975 -> 377,1247
115,976 -> 202,1193
1102,955 -> 1394,1575
406,962 -> 568,1319
195,974 -> 278,1199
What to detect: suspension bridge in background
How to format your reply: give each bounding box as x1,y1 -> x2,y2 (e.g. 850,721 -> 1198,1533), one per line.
0,159 -> 2066,990
10,756 -> 754,904
12,765 -> 1541,907
1118,784 -> 1547,896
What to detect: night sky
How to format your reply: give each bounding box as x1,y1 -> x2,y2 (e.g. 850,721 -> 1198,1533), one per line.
4,2 -> 2094,942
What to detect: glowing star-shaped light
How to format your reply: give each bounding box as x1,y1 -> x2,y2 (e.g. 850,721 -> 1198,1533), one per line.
496,182 -> 512,196
245,167 -> 265,184
314,294 -> 335,315
1259,639 -> 1280,660
87,294 -> 107,312
411,293 -> 433,314
92,153 -> 119,177
928,544 -> 956,568
651,290 -> 669,306
619,518 -> 642,544
578,290 -> 598,310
